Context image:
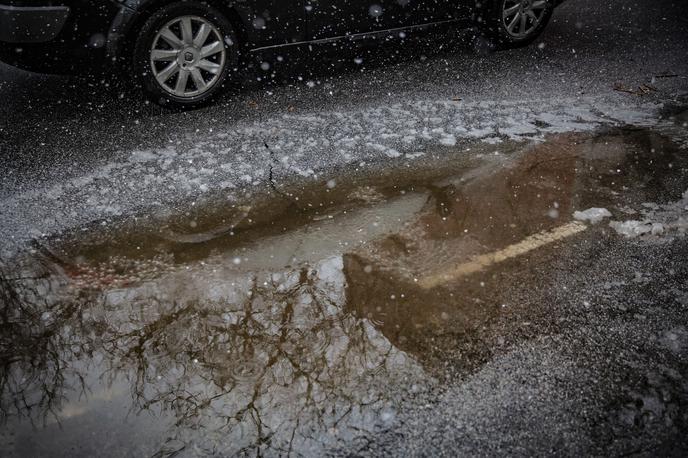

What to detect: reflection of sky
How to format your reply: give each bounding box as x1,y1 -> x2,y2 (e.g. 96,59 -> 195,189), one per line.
5,373 -> 171,458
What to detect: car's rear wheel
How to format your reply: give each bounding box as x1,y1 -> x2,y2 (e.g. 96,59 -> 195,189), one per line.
481,0 -> 554,48
133,1 -> 238,108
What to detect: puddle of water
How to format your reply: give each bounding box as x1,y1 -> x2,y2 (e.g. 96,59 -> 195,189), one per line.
346,128 -> 687,356
1,127 -> 687,456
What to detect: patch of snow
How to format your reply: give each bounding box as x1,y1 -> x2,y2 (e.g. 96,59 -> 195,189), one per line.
651,223 -> 665,236
573,208 -> 612,224
609,220 -> 653,238
481,136 -> 503,144
129,149 -> 159,162
439,135 -> 457,146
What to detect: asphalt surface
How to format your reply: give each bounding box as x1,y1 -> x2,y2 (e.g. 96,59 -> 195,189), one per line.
1,0 -> 688,456
1,0 -> 687,237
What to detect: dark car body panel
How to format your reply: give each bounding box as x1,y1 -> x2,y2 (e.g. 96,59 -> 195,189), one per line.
0,0 -> 122,72
122,0 -> 308,48
0,5 -> 70,43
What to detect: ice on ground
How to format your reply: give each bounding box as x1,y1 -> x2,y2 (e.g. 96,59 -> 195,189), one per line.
611,191 -> 688,239
651,223 -> 665,235
573,208 -> 612,224
609,220 -> 654,238
440,135 -> 457,146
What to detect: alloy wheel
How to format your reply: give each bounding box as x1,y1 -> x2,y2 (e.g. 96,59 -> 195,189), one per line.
501,0 -> 548,38
149,15 -> 226,98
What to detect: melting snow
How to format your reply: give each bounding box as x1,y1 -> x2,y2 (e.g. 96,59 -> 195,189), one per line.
573,208 -> 612,224
609,220 -> 655,238
609,190 -> 688,238
0,97 -> 683,257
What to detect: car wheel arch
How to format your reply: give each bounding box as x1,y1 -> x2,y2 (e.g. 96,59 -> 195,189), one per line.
113,0 -> 250,67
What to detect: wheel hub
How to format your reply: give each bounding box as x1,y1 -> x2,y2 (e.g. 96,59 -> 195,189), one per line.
179,47 -> 200,68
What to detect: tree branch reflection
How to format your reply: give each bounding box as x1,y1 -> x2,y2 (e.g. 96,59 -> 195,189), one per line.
1,256 -> 419,456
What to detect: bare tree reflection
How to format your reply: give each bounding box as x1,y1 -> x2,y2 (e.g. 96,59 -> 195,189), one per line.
0,260 -> 92,427
1,256 -> 421,456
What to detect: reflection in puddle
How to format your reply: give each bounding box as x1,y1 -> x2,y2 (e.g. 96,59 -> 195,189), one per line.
2,128 -> 687,456
346,128 -> 687,359
1,257 -> 425,456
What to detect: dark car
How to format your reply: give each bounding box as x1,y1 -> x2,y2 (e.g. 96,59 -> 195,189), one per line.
0,0 -> 564,107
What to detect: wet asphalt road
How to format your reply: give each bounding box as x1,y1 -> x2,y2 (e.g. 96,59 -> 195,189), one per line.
1,0 -> 688,456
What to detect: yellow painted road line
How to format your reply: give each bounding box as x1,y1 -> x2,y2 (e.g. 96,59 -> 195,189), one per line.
418,221 -> 588,289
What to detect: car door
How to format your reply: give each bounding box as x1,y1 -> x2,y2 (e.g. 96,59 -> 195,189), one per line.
127,0 -> 309,48
305,0 -> 412,40
412,0 -> 470,24
231,0 -> 308,48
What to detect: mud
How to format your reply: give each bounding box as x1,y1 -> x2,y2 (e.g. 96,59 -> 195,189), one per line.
1,127 -> 687,456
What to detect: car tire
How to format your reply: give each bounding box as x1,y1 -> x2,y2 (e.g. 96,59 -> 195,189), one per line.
480,0 -> 554,49
132,1 -> 239,109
